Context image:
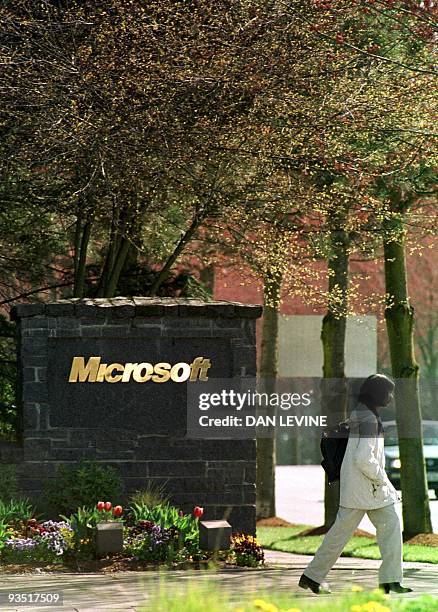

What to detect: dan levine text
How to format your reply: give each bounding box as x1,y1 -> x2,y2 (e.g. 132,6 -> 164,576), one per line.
199,415 -> 328,427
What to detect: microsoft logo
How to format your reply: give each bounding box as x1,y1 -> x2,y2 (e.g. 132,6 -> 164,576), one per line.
68,356 -> 211,383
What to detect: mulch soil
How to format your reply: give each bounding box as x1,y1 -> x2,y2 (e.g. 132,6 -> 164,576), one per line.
256,517 -> 298,528
404,533 -> 438,547
0,557 -> 229,574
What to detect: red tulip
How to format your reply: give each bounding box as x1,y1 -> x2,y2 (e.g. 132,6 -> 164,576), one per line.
97,501 -> 105,511
104,501 -> 112,511
193,506 -> 204,518
113,505 -> 123,517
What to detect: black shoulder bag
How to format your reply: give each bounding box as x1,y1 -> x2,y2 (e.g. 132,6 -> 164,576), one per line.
320,420 -> 350,485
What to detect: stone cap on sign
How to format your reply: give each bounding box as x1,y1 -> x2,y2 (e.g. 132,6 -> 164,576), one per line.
200,520 -> 232,529
10,297 -> 263,320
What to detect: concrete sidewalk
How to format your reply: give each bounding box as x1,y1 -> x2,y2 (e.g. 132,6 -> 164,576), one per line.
0,551 -> 436,611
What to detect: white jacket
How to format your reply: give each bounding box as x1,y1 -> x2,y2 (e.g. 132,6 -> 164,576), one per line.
340,405 -> 399,509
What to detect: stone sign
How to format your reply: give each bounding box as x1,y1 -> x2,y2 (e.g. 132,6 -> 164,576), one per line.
4,297 -> 262,533
48,336 -> 231,432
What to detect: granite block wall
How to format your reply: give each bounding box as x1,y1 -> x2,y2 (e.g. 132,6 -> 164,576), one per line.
3,297 -> 262,533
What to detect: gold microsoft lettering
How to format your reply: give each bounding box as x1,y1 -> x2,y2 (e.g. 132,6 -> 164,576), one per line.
68,356 -> 211,383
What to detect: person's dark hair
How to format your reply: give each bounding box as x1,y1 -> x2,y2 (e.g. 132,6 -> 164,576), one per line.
358,374 -> 395,408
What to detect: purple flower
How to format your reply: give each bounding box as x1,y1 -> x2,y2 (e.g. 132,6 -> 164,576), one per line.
39,525 -> 72,555
5,538 -> 38,550
41,520 -> 72,533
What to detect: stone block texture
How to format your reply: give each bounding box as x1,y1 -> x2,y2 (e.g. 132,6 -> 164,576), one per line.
95,522 -> 124,555
199,520 -> 232,551
8,297 -> 262,533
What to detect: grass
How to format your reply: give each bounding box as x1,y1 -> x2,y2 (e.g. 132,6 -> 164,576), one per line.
257,526 -> 438,564
144,582 -> 438,611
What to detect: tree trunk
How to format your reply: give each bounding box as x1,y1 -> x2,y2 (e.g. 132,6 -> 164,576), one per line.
383,220 -> 432,538
105,236 -> 132,298
96,204 -> 121,297
73,218 -> 92,298
256,270 -> 281,519
73,215 -> 82,289
321,224 -> 350,529
95,233 -> 119,297
149,212 -> 203,297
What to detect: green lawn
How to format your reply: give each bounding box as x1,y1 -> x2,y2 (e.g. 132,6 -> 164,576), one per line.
257,526 -> 438,564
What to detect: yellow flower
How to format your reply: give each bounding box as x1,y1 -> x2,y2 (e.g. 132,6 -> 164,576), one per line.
252,600 -> 278,612
351,606 -> 362,612
235,608 -> 245,612
362,603 -> 390,612
351,585 -> 364,592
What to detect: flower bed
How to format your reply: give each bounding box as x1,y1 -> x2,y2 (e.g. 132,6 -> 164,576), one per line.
0,499 -> 264,572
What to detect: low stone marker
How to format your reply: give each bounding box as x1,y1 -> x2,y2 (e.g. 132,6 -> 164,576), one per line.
95,522 -> 124,556
199,519 -> 232,551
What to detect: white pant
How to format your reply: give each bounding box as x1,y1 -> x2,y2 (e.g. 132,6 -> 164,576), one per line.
304,504 -> 403,585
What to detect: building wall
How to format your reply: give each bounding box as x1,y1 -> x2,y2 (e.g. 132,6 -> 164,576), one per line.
278,314 -> 377,378
275,315 -> 377,465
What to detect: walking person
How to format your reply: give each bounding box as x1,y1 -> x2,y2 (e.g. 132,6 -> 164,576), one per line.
299,374 -> 413,595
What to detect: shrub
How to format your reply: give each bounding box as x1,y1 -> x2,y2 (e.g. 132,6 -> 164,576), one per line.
125,504 -> 202,564
44,462 -> 122,516
0,519 -> 72,564
61,506 -> 100,560
1,537 -> 59,564
0,320 -> 18,442
0,521 -> 11,551
129,503 -> 199,544
0,464 -> 18,502
62,503 -> 123,559
125,521 -> 178,563
124,520 -> 201,565
0,498 -> 35,528
128,481 -> 169,508
231,533 -> 264,567
29,520 -> 73,556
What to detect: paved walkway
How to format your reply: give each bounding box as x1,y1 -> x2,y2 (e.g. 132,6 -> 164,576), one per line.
0,551 -> 437,611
